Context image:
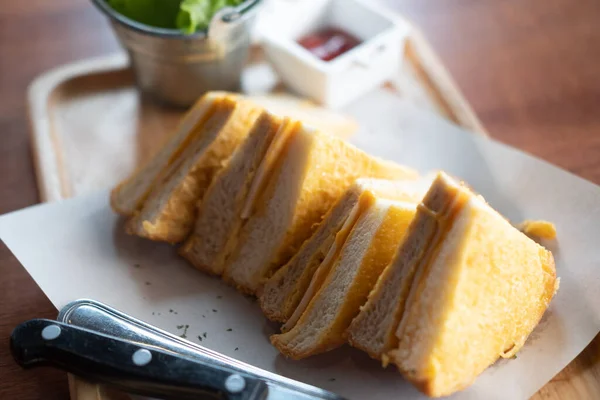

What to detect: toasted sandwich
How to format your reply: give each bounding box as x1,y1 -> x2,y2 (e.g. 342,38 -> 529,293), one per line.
125,96 -> 264,243
221,125 -> 418,294
348,172 -> 557,397
110,92 -> 232,216
259,177 -> 432,323
179,114 -> 295,275
271,197 -> 419,359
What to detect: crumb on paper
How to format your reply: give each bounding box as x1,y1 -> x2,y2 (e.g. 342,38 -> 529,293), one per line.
381,354 -> 390,368
517,220 -> 557,239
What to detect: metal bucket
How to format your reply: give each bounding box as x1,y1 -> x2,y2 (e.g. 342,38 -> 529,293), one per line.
92,0 -> 261,107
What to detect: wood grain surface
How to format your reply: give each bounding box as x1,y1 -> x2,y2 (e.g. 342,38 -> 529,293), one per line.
0,1 -> 599,399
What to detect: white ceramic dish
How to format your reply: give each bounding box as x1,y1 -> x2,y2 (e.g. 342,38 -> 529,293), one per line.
259,0 -> 409,108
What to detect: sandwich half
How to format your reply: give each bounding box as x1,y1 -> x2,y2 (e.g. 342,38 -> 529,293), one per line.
110,92 -> 232,216
259,177 -> 432,323
348,172 -> 557,397
126,96 -> 263,243
179,114 -> 295,275
271,197 -> 418,359
222,125 -> 418,294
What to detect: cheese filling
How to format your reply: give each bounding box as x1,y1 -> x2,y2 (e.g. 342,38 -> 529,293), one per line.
281,192 -> 375,332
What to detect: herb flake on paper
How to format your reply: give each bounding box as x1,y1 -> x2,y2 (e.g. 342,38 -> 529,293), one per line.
177,324 -> 190,339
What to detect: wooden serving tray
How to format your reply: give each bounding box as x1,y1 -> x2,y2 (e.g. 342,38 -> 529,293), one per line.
34,19 -> 600,400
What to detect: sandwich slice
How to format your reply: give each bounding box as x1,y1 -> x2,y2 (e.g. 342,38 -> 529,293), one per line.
126,96 -> 263,243
110,92 -> 233,216
271,197 -> 418,359
222,125 -> 418,294
349,172 -> 557,397
346,174 -> 454,361
179,114 -> 295,275
259,177 -> 432,323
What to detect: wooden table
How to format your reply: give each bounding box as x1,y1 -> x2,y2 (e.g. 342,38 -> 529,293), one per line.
1,1 -> 599,399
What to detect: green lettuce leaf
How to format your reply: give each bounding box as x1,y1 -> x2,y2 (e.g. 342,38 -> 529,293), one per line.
176,0 -> 245,33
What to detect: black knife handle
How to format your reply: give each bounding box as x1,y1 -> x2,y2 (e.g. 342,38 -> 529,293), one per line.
11,319 -> 267,400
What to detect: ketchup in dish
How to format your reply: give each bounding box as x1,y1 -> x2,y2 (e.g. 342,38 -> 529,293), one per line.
297,27 -> 362,62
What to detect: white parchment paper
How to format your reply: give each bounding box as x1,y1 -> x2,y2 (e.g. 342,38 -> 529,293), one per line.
2,93 -> 600,400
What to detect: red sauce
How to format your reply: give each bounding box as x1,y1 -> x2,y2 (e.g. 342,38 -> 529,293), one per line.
297,27 -> 362,62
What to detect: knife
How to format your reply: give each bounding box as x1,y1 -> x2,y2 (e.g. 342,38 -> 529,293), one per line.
10,299 -> 347,400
